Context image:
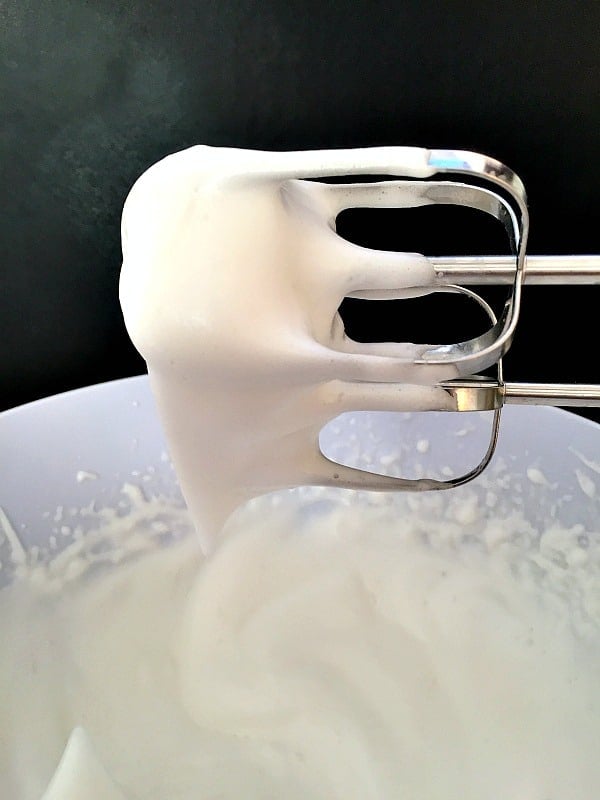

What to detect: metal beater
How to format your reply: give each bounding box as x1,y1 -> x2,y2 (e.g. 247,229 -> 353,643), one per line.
321,149 -> 600,491
120,145 -> 600,517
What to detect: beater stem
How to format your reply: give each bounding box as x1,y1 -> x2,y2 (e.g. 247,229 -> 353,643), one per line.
504,382 -> 600,407
432,255 -> 600,285
441,379 -> 600,411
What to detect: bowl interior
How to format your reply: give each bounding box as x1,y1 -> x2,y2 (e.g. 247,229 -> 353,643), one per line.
1,375 -> 599,564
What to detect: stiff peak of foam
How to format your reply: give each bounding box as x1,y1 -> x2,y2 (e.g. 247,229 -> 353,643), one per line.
119,145 -> 459,546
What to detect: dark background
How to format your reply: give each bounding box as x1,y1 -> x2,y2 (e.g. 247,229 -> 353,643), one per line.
2,1 -> 599,418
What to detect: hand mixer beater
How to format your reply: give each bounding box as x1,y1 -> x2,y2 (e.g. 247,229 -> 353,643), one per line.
120,145 -> 600,540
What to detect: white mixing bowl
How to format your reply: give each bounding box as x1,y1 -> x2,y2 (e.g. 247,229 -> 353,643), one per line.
1,375 -> 600,800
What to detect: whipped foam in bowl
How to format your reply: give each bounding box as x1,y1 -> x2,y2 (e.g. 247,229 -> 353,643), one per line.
1,145 -> 599,798
1,376 -> 600,799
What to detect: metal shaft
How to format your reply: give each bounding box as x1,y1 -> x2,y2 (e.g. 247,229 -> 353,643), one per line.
504,382 -> 600,407
441,379 -> 600,412
432,255 -> 600,285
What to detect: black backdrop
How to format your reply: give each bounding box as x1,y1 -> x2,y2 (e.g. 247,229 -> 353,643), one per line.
2,1 -> 600,419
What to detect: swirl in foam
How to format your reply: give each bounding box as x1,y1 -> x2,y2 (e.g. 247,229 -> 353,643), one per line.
2,488 -> 600,799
